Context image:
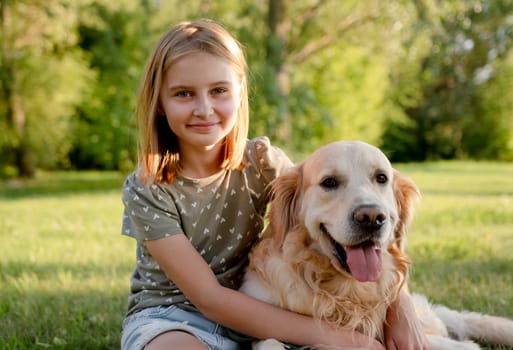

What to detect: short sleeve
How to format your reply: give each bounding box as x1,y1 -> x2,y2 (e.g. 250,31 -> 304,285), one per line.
121,172 -> 183,241
242,137 -> 293,210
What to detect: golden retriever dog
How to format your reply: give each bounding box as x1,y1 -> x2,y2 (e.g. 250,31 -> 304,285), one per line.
240,141 -> 513,350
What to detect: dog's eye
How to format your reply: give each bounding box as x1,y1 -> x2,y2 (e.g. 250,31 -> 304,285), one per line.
320,177 -> 339,190
376,173 -> 388,184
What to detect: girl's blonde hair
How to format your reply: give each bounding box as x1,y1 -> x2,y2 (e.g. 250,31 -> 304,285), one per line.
136,19 -> 249,183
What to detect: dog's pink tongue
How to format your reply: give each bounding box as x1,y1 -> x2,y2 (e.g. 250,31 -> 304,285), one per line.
345,244 -> 382,282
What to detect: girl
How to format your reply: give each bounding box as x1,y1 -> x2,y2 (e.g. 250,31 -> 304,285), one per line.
120,19 -> 427,350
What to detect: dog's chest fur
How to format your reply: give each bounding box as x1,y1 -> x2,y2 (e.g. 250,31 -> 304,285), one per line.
242,232 -> 403,342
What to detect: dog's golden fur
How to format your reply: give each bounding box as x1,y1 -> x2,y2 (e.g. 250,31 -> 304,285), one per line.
243,141 -> 416,342
241,141 -> 513,350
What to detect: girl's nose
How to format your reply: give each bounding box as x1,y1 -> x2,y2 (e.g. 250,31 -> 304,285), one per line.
193,94 -> 213,117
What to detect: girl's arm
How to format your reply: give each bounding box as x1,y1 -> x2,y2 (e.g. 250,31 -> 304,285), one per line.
145,234 -> 385,350
384,289 -> 429,350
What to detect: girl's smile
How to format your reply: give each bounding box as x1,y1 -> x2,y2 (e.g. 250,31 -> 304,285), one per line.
186,121 -> 221,132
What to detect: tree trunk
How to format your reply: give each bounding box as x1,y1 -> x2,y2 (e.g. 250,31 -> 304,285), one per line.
0,0 -> 35,177
12,94 -> 35,177
267,0 -> 291,142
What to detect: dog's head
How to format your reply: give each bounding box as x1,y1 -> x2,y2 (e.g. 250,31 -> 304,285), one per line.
267,141 -> 419,283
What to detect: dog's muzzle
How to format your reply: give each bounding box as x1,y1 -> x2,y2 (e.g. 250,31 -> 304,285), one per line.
320,204 -> 386,282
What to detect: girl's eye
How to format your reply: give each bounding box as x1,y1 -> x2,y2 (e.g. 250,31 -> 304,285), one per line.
211,87 -> 228,95
320,177 -> 339,190
175,91 -> 193,97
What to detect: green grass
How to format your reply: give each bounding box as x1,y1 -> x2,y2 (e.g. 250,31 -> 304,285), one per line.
397,162 -> 513,350
0,171 -> 134,349
1,164 -> 513,349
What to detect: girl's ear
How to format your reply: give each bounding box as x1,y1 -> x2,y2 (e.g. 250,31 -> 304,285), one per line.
267,165 -> 302,247
157,105 -> 165,116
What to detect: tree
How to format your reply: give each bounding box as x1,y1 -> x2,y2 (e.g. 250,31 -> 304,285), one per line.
248,0 -> 389,155
70,0 -> 153,170
466,51 -> 513,160
382,0 -> 513,161
0,0 -> 92,177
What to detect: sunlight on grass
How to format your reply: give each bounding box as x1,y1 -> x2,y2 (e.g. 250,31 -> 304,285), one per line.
395,162 -> 513,326
0,172 -> 135,349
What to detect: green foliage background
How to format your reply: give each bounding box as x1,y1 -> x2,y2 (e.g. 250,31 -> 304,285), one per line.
1,0 -> 513,178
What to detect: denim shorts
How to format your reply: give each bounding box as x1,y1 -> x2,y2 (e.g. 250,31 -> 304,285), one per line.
121,305 -> 242,350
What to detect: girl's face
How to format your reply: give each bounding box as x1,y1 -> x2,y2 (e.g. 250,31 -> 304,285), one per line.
159,52 -> 242,153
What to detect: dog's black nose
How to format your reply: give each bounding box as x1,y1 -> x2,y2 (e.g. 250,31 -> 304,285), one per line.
352,205 -> 386,231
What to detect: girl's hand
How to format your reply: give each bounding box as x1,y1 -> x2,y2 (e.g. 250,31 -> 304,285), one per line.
384,290 -> 428,350
315,326 -> 386,350
317,339 -> 385,350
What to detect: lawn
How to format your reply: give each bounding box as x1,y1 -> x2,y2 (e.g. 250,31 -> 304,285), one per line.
0,172 -> 133,349
1,163 -> 512,349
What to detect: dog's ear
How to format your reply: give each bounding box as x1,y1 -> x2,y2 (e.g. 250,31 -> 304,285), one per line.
267,165 -> 302,246
392,169 -> 420,251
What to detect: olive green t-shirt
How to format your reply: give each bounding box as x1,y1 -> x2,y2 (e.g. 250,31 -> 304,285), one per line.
121,137 -> 292,316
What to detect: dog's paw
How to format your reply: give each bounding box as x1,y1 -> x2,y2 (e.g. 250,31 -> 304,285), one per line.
252,338 -> 287,350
